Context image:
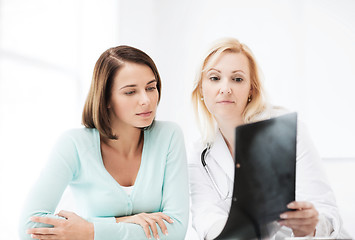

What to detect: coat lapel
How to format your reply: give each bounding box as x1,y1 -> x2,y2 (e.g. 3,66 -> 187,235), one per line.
209,131 -> 235,182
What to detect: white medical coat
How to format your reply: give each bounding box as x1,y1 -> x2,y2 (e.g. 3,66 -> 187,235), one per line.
188,110 -> 342,240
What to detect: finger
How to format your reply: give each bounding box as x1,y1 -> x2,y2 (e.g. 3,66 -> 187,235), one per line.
279,216 -> 318,227
293,228 -> 317,238
156,212 -> 174,224
144,217 -> 159,239
150,215 -> 168,236
280,208 -> 318,219
27,228 -> 55,235
124,215 -> 152,239
57,210 -> 75,219
279,221 -> 316,236
30,234 -> 57,239
139,221 -> 152,239
287,201 -> 314,210
30,216 -> 64,226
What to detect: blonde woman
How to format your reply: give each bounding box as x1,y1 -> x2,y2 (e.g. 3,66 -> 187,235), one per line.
19,46 -> 189,240
189,38 -> 342,239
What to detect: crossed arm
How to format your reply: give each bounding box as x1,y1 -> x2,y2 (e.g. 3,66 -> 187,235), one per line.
21,126 -> 189,240
27,211 -> 175,240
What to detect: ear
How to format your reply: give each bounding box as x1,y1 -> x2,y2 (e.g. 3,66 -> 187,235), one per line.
199,84 -> 204,97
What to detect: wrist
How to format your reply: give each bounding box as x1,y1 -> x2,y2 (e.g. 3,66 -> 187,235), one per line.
115,216 -> 129,223
87,222 -> 94,240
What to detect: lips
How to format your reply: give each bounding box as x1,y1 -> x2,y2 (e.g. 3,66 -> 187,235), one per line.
136,111 -> 153,117
217,100 -> 235,104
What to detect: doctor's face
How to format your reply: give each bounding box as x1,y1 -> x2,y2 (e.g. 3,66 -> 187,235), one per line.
201,52 -> 252,125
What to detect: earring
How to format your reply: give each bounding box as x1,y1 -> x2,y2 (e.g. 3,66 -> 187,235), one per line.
248,95 -> 252,102
201,97 -> 204,101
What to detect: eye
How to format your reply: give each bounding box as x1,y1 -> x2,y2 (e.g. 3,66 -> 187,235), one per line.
146,86 -> 157,91
233,77 -> 243,82
209,76 -> 219,81
124,90 -> 135,95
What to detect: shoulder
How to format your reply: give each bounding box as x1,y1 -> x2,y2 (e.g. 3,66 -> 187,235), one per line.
47,128 -> 98,174
269,106 -> 290,118
249,105 -> 287,122
266,107 -> 311,139
58,127 -> 96,142
54,127 -> 97,152
261,106 -> 311,139
187,138 -> 206,165
266,105 -> 291,119
150,120 -> 182,131
147,120 -> 184,138
261,108 -> 317,156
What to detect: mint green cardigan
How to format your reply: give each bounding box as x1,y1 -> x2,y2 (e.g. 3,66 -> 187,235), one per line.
19,121 -> 189,240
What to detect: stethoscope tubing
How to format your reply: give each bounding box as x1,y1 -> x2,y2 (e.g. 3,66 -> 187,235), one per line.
201,145 -> 230,201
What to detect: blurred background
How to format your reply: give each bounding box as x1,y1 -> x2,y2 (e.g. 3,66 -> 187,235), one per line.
0,0 -> 354,239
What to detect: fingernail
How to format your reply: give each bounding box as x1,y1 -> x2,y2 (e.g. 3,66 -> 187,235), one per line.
165,230 -> 169,235
280,214 -> 287,219
287,203 -> 294,208
170,218 -> 174,223
156,236 -> 160,240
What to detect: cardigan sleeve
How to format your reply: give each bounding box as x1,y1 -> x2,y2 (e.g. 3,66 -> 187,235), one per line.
159,124 -> 189,238
18,132 -> 79,240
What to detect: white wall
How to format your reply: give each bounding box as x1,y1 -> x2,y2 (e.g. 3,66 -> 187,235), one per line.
1,0 -> 354,238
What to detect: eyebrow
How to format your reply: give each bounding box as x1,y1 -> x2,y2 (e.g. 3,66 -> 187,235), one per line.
120,79 -> 157,90
207,68 -> 246,74
208,68 -> 221,73
232,70 -> 246,74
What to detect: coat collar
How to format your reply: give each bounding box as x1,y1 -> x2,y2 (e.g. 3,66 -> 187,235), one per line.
209,130 -> 235,181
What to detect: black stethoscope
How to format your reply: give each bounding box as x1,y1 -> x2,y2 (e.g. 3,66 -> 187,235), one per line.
201,144 -> 231,200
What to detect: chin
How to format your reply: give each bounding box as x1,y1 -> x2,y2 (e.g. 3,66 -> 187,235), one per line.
136,118 -> 155,129
217,111 -> 242,121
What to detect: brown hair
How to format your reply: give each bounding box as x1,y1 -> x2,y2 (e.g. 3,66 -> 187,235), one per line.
82,45 -> 162,139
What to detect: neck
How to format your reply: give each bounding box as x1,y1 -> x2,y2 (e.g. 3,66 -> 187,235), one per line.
102,126 -> 143,158
217,118 -> 244,158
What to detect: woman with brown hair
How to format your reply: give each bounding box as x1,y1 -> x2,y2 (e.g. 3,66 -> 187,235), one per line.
19,46 -> 189,240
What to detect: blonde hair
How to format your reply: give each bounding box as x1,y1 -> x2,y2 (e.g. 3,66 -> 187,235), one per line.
82,45 -> 162,140
191,38 -> 269,144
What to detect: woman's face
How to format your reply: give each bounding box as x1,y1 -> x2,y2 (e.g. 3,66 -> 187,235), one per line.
201,52 -> 252,124
109,62 -> 159,130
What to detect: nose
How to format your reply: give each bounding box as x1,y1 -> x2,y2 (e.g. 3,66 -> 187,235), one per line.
139,92 -> 150,106
219,80 -> 232,94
